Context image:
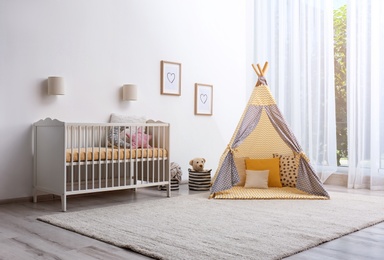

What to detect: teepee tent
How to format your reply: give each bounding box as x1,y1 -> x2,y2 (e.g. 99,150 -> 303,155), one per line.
211,62 -> 329,199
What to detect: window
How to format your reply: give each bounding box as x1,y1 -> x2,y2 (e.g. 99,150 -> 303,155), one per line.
334,1 -> 348,166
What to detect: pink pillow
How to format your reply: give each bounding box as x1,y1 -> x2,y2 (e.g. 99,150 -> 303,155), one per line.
126,132 -> 152,148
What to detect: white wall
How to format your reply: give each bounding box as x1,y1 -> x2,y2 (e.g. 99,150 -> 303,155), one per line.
0,0 -> 253,200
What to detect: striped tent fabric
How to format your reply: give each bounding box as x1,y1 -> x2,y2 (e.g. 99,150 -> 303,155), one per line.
210,62 -> 330,199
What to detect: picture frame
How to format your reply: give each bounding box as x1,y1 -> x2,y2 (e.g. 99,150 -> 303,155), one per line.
194,83 -> 213,116
161,60 -> 181,96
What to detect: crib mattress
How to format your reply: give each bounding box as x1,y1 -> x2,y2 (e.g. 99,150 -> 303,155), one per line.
66,147 -> 167,162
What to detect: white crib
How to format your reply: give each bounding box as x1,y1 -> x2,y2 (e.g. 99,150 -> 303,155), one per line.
33,118 -> 171,211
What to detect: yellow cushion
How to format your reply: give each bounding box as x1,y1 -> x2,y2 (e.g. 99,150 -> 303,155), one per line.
245,158 -> 282,187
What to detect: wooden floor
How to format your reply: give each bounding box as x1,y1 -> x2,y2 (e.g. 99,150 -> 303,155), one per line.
0,184 -> 383,260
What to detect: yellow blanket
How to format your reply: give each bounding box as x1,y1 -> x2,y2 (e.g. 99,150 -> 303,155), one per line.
212,186 -> 328,200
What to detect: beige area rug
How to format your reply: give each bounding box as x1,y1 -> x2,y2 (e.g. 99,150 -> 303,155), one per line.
38,191 -> 384,260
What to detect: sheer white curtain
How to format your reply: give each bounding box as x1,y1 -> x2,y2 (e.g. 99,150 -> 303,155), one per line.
347,0 -> 384,190
254,0 -> 337,182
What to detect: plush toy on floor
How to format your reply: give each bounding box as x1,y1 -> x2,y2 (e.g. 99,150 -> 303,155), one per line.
189,157 -> 208,172
188,158 -> 212,191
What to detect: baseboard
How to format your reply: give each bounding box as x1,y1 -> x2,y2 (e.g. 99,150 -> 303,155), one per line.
180,179 -> 189,185
182,174 -> 347,187
0,196 -> 31,205
324,173 -> 348,187
0,194 -> 59,205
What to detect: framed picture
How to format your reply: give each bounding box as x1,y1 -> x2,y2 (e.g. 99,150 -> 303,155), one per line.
161,60 -> 181,96
195,83 -> 213,116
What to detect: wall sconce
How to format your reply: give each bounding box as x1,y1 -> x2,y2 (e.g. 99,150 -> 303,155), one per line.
122,84 -> 138,101
48,76 -> 65,95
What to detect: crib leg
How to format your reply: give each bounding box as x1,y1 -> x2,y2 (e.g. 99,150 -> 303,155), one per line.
61,195 -> 67,212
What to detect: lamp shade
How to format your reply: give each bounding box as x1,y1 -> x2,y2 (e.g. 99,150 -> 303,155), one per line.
122,84 -> 137,101
48,77 -> 65,95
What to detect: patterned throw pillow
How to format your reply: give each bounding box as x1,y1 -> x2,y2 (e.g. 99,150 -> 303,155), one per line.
272,153 -> 299,187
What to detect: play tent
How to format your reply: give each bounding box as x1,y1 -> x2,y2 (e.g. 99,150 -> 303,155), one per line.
210,62 -> 329,199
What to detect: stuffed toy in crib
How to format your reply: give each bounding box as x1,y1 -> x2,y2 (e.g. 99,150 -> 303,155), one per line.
108,126 -> 152,148
108,126 -> 130,148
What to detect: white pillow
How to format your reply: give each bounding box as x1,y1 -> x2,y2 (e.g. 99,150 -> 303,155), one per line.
244,170 -> 269,189
110,113 -> 146,133
110,113 -> 146,124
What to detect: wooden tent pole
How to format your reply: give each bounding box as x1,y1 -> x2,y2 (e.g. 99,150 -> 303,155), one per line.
257,64 -> 263,76
262,62 -> 269,75
252,64 -> 261,77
